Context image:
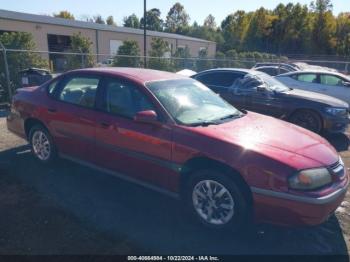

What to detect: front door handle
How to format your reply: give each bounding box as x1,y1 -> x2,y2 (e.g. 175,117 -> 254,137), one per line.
48,108 -> 57,113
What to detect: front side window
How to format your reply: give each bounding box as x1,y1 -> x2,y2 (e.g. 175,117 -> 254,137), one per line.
320,74 -> 343,86
296,73 -> 317,83
233,73 -> 290,93
47,79 -> 59,95
59,76 -> 99,108
103,78 -> 155,118
147,78 -> 240,126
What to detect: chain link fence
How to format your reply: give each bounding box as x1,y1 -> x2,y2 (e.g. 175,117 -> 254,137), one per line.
1,48 -> 350,105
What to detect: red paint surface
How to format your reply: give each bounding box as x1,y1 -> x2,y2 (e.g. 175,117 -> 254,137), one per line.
7,68 -> 349,226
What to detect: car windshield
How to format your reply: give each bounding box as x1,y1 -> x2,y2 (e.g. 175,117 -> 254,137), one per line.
248,73 -> 291,92
147,78 -> 241,126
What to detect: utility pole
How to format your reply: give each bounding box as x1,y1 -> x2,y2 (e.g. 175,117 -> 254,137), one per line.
0,41 -> 12,102
143,0 -> 147,68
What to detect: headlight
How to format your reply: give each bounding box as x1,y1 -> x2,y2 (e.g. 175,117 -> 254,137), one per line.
288,168 -> 332,190
325,107 -> 347,116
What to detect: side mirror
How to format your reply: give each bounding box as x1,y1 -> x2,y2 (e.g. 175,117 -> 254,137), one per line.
342,81 -> 350,87
134,110 -> 160,125
257,85 -> 267,92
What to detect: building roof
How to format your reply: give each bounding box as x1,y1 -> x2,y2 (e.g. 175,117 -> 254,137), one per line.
0,9 -> 214,44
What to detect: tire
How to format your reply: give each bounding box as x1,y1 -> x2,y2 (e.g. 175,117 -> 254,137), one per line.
289,110 -> 322,133
184,169 -> 251,232
29,124 -> 57,165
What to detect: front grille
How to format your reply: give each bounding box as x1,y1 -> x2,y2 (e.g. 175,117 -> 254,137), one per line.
328,159 -> 345,178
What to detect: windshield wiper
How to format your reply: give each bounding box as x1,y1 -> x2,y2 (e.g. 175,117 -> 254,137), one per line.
219,113 -> 242,121
189,120 -> 220,127
220,113 -> 244,120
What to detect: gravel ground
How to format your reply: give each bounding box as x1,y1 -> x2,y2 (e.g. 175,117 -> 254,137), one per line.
0,110 -> 349,256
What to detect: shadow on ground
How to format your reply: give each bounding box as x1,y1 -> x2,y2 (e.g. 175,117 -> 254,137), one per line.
0,145 -> 349,256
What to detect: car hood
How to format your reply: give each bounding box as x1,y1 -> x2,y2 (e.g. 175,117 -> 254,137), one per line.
188,112 -> 338,167
282,88 -> 348,107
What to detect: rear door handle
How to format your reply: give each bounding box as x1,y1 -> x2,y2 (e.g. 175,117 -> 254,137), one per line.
48,108 -> 56,113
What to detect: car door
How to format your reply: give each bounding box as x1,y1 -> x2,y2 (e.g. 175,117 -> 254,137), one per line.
232,75 -> 283,117
194,71 -> 246,109
46,73 -> 100,161
319,73 -> 350,104
93,76 -> 175,190
292,73 -> 320,92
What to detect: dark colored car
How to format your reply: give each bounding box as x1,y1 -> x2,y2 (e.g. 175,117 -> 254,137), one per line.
252,62 -> 300,72
7,68 -> 348,230
19,68 -> 53,87
192,69 -> 349,134
253,66 -> 292,76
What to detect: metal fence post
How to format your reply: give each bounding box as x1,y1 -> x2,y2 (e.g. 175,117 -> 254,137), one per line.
78,48 -> 85,68
0,41 -> 12,102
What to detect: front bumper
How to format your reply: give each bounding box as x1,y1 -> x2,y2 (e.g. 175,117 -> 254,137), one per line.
251,173 -> 349,226
323,114 -> 350,133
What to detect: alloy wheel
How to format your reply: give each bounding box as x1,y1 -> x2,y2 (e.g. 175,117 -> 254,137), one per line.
192,180 -> 235,225
32,130 -> 51,161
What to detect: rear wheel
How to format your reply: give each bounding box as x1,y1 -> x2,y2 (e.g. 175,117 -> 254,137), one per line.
185,170 -> 250,232
289,110 -> 322,133
29,125 -> 57,164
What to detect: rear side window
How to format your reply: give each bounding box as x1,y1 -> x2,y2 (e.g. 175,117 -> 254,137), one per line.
196,72 -> 242,87
296,74 -> 317,83
59,76 -> 100,108
257,68 -> 275,76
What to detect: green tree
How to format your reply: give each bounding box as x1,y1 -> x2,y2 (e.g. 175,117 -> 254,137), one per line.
225,49 -> 243,67
221,11 -> 251,51
165,2 -> 190,33
186,21 -> 224,49
53,10 -> 75,20
196,48 -> 212,71
106,16 -> 117,26
310,0 -> 336,54
215,51 -> 226,67
204,14 -> 216,29
140,8 -> 163,31
123,14 -> 140,28
113,40 -> 141,67
271,3 -> 311,54
244,8 -> 276,52
65,33 -> 94,71
0,32 -> 48,101
173,46 -> 192,70
336,13 -> 350,56
94,15 -> 105,24
148,38 -> 172,71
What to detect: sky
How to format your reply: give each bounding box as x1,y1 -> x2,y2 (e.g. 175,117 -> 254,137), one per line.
0,0 -> 348,26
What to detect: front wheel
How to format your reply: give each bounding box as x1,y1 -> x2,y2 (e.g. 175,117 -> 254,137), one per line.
289,110 -> 322,133
185,170 -> 250,232
29,125 -> 57,164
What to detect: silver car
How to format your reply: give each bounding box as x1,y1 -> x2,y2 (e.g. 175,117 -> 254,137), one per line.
276,70 -> 350,105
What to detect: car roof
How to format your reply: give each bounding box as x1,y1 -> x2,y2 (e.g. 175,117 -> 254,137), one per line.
254,62 -> 299,69
194,68 -> 256,75
277,70 -> 349,79
255,66 -> 288,70
69,67 -> 187,83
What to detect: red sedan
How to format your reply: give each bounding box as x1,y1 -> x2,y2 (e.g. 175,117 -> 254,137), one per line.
7,68 -> 349,230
